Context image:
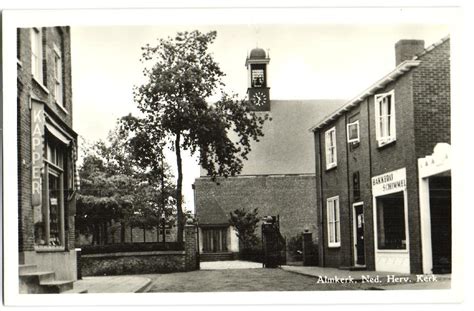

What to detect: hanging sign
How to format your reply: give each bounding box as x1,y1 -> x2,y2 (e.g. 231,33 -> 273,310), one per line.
31,100 -> 45,207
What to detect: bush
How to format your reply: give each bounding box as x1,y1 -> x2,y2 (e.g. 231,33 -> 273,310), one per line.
80,242 -> 184,254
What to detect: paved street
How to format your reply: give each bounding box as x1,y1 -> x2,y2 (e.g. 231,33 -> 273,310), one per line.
145,268 -> 371,292
72,261 -> 451,293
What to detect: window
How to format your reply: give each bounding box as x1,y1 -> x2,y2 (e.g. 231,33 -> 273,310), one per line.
376,191 -> 406,250
35,136 -> 67,248
327,196 -> 341,247
30,28 -> 43,82
325,127 -> 337,169
251,69 -> 264,87
53,45 -> 63,106
347,120 -> 360,143
374,90 -> 396,147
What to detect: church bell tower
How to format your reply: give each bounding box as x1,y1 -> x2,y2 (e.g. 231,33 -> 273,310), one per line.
246,48 -> 270,111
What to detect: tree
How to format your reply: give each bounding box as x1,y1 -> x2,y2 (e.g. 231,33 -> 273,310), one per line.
134,30 -> 270,242
76,123 -> 176,244
119,114 -> 176,242
229,208 -> 260,250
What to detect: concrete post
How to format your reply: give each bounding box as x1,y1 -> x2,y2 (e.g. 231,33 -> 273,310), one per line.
184,224 -> 198,271
302,230 -> 313,266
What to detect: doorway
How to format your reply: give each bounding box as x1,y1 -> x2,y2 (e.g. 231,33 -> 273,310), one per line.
429,175 -> 451,274
202,227 -> 228,253
352,202 -> 365,266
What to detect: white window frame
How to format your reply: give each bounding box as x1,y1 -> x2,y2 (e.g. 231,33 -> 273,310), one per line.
30,27 -> 43,83
347,120 -> 360,143
327,196 -> 341,248
374,90 -> 396,147
53,44 -> 63,107
325,127 -> 337,170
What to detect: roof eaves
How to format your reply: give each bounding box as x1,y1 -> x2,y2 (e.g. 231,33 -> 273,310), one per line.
309,59 -> 421,132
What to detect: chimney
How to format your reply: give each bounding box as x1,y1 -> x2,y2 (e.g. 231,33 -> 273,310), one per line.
395,39 -> 425,66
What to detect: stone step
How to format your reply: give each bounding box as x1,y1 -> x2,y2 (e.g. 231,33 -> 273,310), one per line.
200,252 -> 234,262
19,271 -> 56,294
19,264 -> 38,274
40,280 -> 74,293
19,271 -> 56,282
339,266 -> 367,271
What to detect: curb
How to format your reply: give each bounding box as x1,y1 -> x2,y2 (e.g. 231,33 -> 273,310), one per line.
135,278 -> 152,293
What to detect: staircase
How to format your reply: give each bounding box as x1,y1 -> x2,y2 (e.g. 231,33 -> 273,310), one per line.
19,264 -> 87,294
200,252 -> 234,262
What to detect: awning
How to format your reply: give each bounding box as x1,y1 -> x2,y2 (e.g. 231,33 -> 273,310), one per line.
45,123 -> 71,145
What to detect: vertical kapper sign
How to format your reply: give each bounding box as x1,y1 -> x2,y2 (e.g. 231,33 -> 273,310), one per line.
31,100 -> 44,207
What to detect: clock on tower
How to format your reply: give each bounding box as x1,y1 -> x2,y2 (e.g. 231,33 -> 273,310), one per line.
246,47 -> 270,111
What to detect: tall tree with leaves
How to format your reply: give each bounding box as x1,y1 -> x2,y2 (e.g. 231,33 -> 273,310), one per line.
134,30 -> 270,242
76,123 -> 176,244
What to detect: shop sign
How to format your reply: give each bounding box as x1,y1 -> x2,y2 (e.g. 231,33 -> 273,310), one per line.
31,101 -> 44,206
372,167 -> 406,195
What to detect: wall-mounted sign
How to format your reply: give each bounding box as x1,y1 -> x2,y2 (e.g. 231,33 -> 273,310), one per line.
31,101 -> 45,207
372,167 -> 406,195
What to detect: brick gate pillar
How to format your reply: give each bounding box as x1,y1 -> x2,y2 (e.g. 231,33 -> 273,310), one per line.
302,230 -> 314,266
184,224 -> 198,271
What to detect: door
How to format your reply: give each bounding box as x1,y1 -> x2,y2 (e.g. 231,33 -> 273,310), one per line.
202,227 -> 228,253
353,203 -> 365,266
429,176 -> 451,273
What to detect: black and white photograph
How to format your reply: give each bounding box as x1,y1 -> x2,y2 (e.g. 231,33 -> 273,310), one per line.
1,4 -> 466,307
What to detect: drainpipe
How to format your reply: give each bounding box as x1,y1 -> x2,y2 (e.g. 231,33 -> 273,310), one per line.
317,131 -> 325,267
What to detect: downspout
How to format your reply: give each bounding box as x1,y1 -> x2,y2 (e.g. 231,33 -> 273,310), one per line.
366,98 -> 374,269
345,113 -> 352,266
317,130 -> 325,267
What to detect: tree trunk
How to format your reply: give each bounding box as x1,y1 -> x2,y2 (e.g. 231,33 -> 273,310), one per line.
121,221 -> 126,243
175,132 -> 184,243
161,156 -> 166,244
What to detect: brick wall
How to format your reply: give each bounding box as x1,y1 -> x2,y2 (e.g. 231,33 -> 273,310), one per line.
313,38 -> 450,274
413,39 -> 451,158
80,225 -> 198,275
17,26 -> 75,253
195,175 -> 318,243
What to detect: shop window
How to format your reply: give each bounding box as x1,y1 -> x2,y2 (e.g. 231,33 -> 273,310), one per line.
35,136 -> 67,248
53,44 -> 64,107
374,90 -> 396,147
30,28 -> 43,83
376,191 -> 406,250
327,196 -> 340,247
347,120 -> 360,143
325,127 -> 337,170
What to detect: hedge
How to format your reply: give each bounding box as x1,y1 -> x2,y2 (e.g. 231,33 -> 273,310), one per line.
80,242 -> 184,254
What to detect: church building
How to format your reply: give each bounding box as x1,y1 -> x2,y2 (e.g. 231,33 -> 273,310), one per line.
193,48 -> 345,261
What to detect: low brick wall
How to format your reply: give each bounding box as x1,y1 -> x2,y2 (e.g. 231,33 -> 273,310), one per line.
81,251 -> 187,276
80,225 -> 198,276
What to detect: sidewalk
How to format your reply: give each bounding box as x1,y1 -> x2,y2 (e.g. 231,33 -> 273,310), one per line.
281,265 -> 451,290
70,275 -> 152,293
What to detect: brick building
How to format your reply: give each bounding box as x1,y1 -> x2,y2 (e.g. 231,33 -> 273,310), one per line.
311,36 -> 451,274
17,26 -> 80,285
194,48 -> 344,260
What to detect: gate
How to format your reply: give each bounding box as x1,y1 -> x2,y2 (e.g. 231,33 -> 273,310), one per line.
261,216 -> 286,268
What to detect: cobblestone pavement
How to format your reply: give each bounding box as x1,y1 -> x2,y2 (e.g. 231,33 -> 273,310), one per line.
144,268 -> 385,292
144,262 -> 451,292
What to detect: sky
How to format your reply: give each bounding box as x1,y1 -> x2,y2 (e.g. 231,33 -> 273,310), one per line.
70,24 -> 450,212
